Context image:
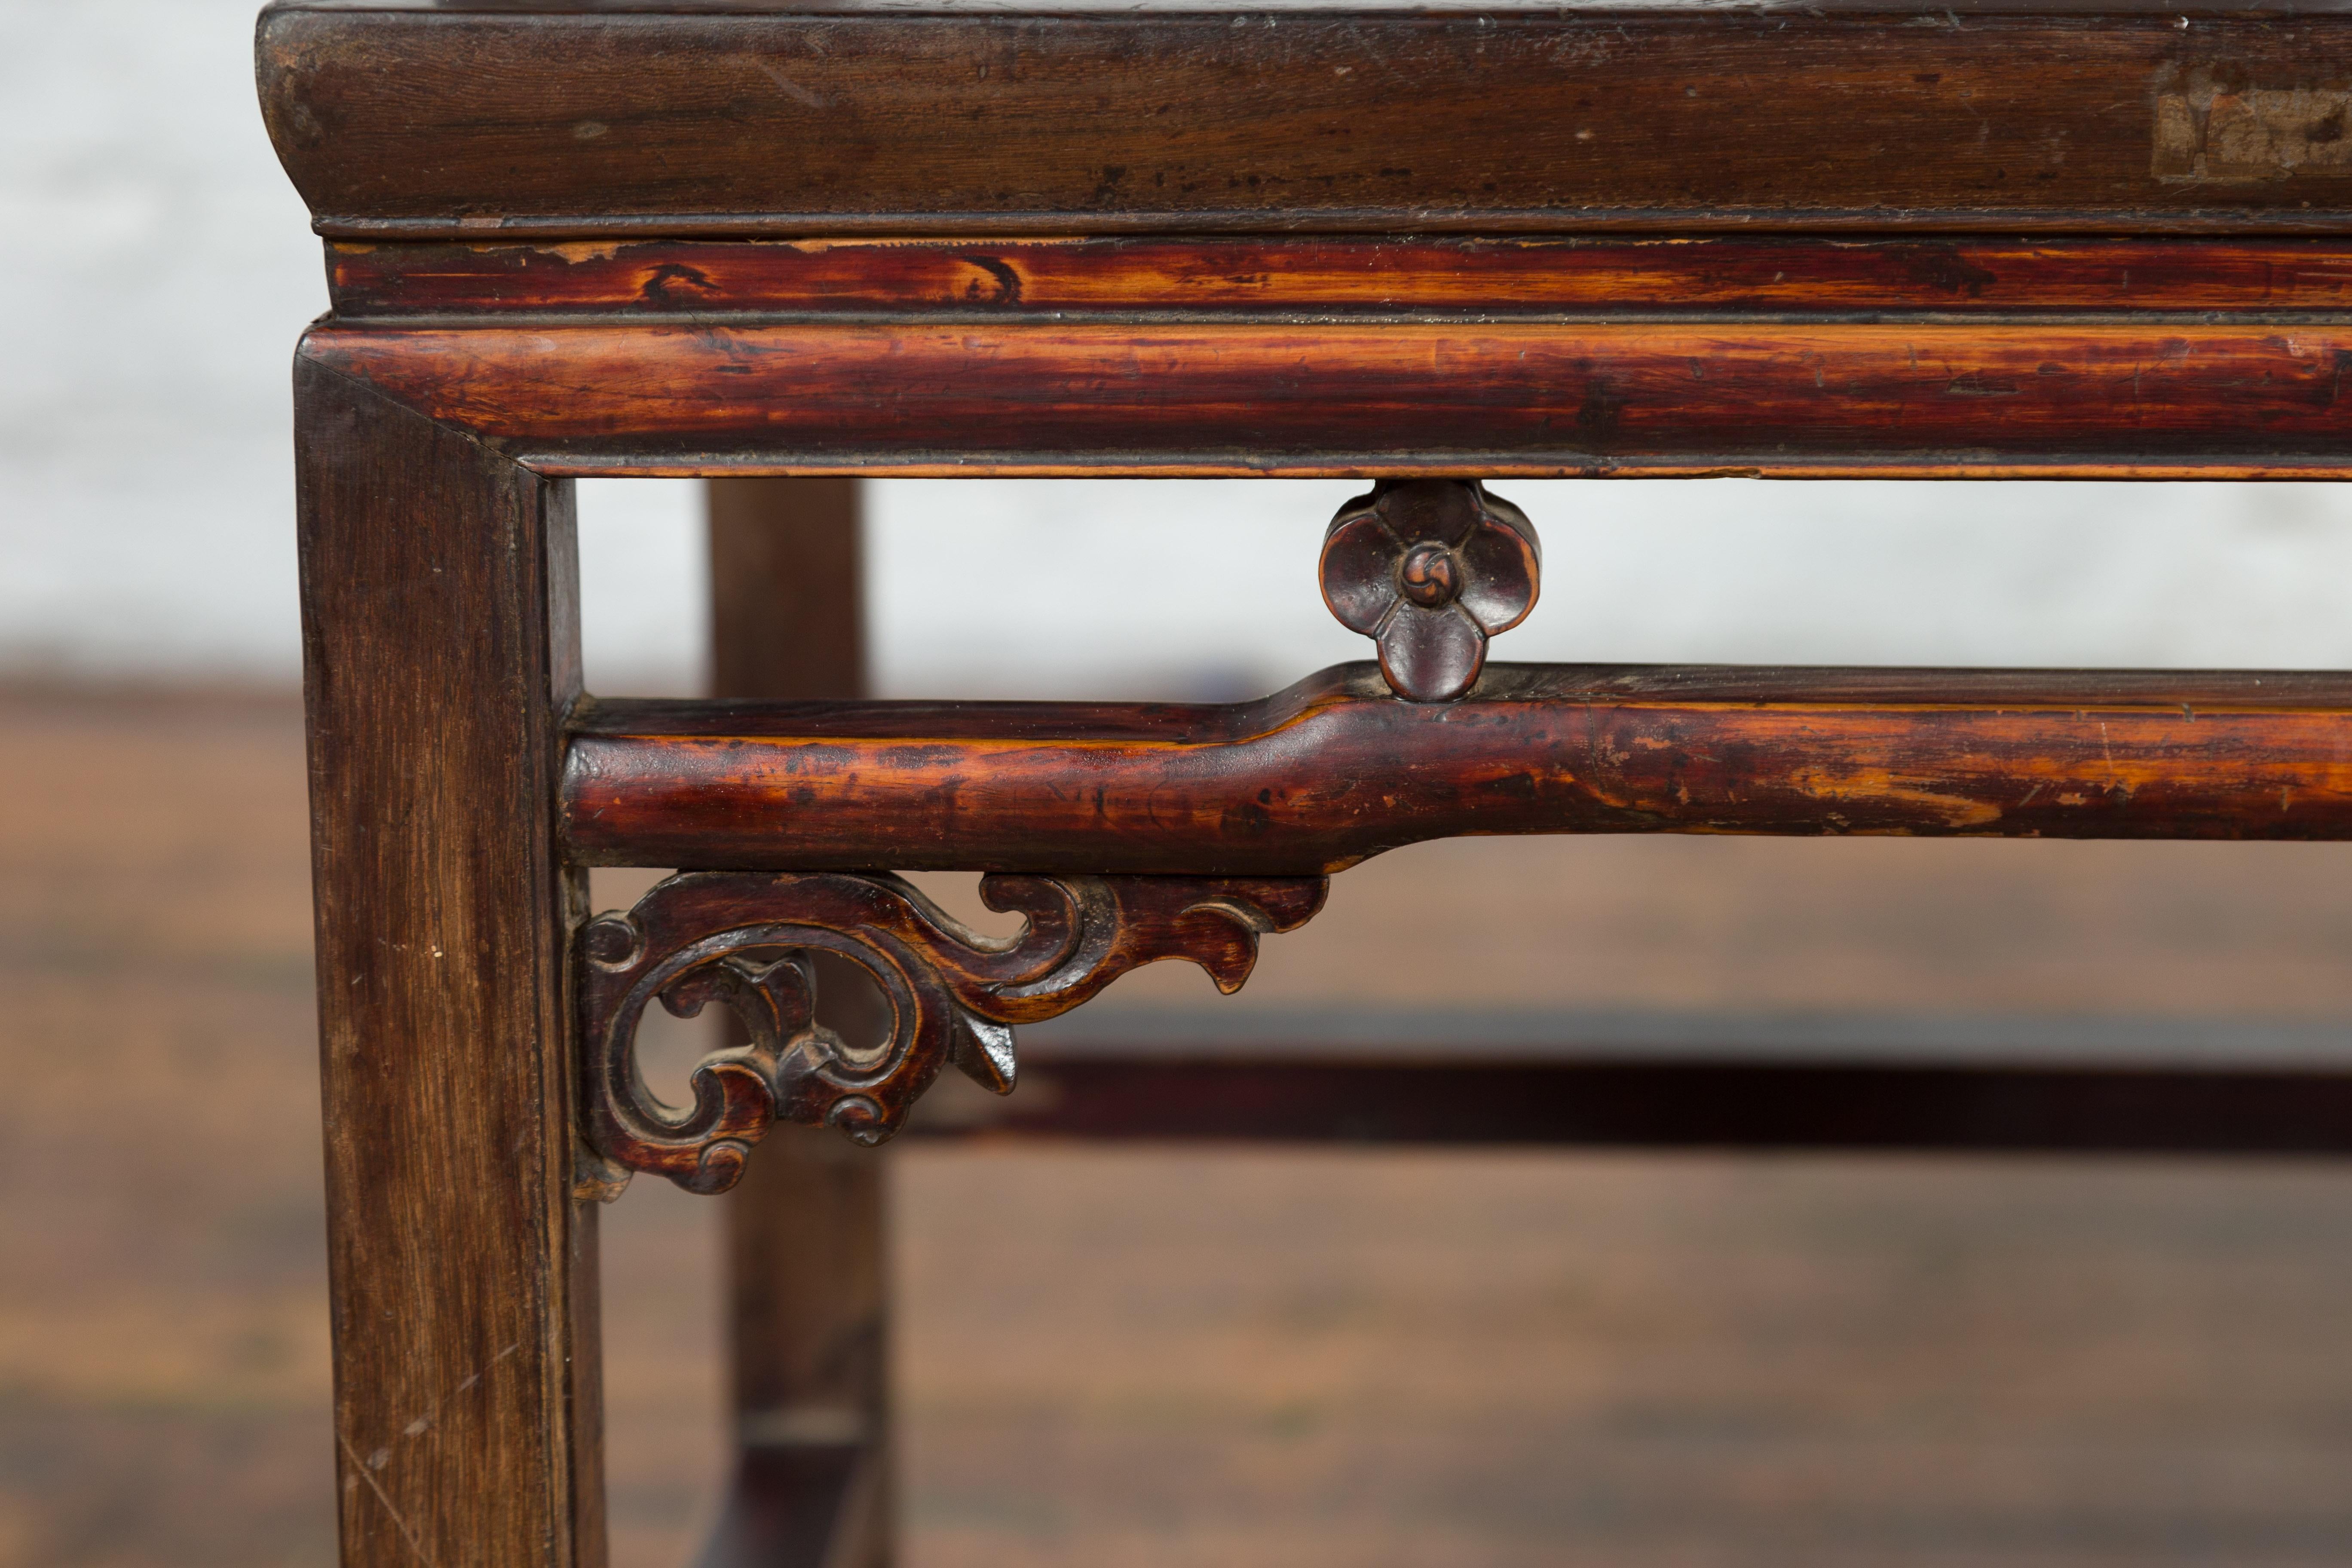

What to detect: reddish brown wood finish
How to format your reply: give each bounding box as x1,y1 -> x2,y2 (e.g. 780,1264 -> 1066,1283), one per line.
260,3 -> 2352,237
326,236 -> 2352,321
298,319 -> 2352,477
1322,481 -> 1541,702
563,666 -> 2352,873
267,6 -> 2352,1562
580,871 -> 1328,1185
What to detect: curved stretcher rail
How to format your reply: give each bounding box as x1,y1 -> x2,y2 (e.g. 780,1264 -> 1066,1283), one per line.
562,663 -> 2352,874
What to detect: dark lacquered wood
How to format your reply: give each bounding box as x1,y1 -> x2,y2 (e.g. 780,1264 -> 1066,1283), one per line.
297,320 -> 2352,478
1321,481 -> 1540,703
562,665 -> 2352,873
297,356 -> 603,1566
260,3 -> 2352,237
913,1050 -> 2352,1154
580,870 -> 1328,1182
323,236 -> 2352,320
707,478 -> 891,1568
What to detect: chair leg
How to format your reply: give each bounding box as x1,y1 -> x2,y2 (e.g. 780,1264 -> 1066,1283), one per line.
297,355 -> 605,1567
705,477 -> 866,705
705,1128 -> 892,1568
698,478 -> 892,1568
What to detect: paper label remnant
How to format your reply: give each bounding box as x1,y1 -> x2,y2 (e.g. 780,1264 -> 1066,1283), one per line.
2155,72 -> 2352,182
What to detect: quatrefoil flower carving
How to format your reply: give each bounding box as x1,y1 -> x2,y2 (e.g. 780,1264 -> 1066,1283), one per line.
1320,479 -> 1541,703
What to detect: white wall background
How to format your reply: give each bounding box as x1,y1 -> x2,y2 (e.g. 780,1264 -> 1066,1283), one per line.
10,0 -> 2352,699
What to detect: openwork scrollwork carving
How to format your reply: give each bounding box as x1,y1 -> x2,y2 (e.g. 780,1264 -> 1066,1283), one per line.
579,872 -> 1327,1194
1321,479 -> 1540,703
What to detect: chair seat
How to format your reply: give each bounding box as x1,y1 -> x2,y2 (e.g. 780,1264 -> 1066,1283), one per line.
260,0 -> 2352,479
260,0 -> 2352,239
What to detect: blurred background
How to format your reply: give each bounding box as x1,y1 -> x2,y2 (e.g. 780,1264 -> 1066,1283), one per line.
9,2 -> 2352,1565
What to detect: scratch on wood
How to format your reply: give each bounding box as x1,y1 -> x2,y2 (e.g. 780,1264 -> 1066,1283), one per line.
337,1432 -> 443,1568
751,57 -> 827,109
1786,767 -> 2006,828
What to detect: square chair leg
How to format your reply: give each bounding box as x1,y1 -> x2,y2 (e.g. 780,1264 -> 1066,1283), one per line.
297,356 -> 606,1568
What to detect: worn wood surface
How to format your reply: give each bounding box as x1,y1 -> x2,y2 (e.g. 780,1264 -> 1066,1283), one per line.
259,3 -> 2352,237
265,1 -> 2352,1561
704,478 -> 893,1568
278,9 -> 2352,481
562,665 -> 2352,874
325,236 -> 2352,319
297,356 -> 603,1566
297,320 -> 2352,477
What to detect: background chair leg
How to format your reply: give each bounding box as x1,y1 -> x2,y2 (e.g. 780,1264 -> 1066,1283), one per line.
698,478 -> 892,1568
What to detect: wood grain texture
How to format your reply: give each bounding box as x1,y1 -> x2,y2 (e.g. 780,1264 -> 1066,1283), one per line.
298,320 -> 2352,477
257,4 -> 2352,236
297,355 -> 603,1565
266,1 -> 2352,1558
326,236 -> 2352,320
562,665 -> 2352,873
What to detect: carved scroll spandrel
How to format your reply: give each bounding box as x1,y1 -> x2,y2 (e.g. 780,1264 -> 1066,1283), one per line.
579,871 -> 1326,1195
1321,479 -> 1540,703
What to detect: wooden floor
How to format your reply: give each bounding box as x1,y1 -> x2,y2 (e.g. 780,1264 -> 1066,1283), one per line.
7,687 -> 2352,1568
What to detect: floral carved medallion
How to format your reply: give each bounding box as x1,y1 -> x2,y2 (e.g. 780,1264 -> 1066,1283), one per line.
1320,479 -> 1540,702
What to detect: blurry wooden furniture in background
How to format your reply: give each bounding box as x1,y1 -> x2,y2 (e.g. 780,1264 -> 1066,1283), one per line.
262,2 -> 2352,1565
703,478 -> 891,1567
